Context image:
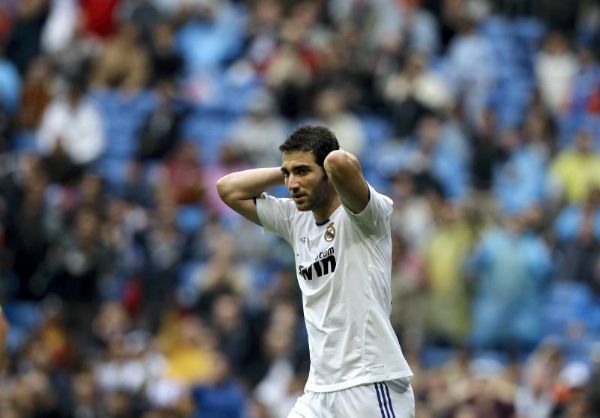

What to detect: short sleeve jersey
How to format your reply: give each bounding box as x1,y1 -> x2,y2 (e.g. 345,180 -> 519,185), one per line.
256,185 -> 412,392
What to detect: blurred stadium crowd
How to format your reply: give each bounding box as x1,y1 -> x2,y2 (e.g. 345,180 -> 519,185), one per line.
0,0 -> 600,417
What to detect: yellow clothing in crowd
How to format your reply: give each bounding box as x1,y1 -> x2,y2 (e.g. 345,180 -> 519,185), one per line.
550,150 -> 600,204
424,221 -> 473,343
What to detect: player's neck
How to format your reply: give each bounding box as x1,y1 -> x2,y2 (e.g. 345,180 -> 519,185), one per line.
312,195 -> 341,224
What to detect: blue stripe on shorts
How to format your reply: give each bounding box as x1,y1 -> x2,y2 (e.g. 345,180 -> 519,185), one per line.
375,382 -> 397,418
375,383 -> 387,418
383,382 -> 396,418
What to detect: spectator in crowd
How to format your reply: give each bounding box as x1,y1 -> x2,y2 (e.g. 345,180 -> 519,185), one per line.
138,184 -> 185,332
312,86 -> 365,156
91,21 -> 149,91
376,113 -> 469,200
68,369 -> 103,418
37,75 -> 104,182
160,315 -> 218,386
446,15 -> 495,129
468,209 -> 552,351
6,157 -> 53,301
492,128 -> 547,215
554,188 -> 600,286
189,352 -> 248,418
390,0 -> 441,56
515,341 -> 563,418
15,55 -> 51,131
0,101 -> 12,152
423,200 -> 473,347
41,0 -> 79,57
229,89 -> 288,167
209,292 -> 254,377
161,141 -> 205,205
522,107 -> 556,162
136,81 -> 188,162
5,0 -> 47,73
380,52 -> 452,138
253,301 -> 300,417
46,206 -> 109,341
534,31 -> 579,116
550,129 -> 600,205
389,171 -> 438,252
119,0 -> 161,43
80,0 -> 121,40
201,144 -> 249,220
184,231 -> 251,313
587,349 -> 600,416
469,107 -> 501,194
147,21 -> 183,85
174,0 -> 243,77
238,0 -> 284,73
264,12 -> 319,119
42,5 -> 100,80
389,231 -> 426,356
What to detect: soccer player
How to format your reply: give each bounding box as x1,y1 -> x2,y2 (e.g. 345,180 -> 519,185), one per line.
217,126 -> 414,417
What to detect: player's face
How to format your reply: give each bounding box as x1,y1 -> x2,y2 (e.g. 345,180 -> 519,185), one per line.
281,150 -> 330,212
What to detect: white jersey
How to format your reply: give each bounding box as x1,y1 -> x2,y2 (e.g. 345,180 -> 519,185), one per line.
257,185 -> 412,393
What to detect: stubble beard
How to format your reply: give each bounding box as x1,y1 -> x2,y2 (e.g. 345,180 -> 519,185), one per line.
292,174 -> 330,212
303,180 -> 330,213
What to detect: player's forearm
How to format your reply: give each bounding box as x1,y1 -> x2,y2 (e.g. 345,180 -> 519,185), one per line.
217,167 -> 284,203
324,150 -> 369,213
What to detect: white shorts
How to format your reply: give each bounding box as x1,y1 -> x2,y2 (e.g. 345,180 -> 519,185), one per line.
287,378 -> 415,418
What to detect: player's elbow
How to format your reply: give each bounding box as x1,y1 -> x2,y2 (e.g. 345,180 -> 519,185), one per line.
216,175 -> 235,203
324,150 -> 359,177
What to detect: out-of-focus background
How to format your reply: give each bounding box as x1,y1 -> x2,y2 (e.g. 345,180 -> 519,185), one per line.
0,0 -> 599,417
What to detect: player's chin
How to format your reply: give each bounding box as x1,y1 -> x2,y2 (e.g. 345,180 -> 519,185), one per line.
294,201 -> 312,211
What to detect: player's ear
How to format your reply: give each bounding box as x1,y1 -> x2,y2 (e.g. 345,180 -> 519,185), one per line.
324,172 -> 335,189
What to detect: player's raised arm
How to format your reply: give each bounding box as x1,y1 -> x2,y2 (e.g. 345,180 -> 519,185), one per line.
323,150 -> 369,214
216,167 -> 285,225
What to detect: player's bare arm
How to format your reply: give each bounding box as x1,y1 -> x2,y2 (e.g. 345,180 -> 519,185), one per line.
323,150 -> 369,214
216,167 -> 285,225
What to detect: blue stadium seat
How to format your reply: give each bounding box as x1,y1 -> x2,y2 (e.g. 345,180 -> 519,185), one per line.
470,351 -> 510,375
542,282 -> 593,336
90,89 -> 156,160
182,110 -> 240,163
176,204 -> 206,234
480,16 -> 513,40
96,158 -> 130,192
420,346 -> 457,368
514,18 -> 546,50
11,130 -> 37,153
3,302 -> 43,352
358,114 -> 394,147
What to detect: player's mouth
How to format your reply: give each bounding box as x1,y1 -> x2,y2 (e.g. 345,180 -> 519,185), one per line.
293,194 -> 306,202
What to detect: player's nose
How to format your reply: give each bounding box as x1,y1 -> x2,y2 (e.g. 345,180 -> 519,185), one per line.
287,175 -> 300,191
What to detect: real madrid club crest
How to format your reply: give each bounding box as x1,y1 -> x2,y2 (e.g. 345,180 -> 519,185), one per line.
324,222 -> 336,242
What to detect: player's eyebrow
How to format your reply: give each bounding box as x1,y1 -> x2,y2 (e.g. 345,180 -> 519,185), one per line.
292,164 -> 311,172
281,164 -> 311,174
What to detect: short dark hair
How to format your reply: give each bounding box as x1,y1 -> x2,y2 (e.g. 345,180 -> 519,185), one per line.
279,125 -> 339,167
